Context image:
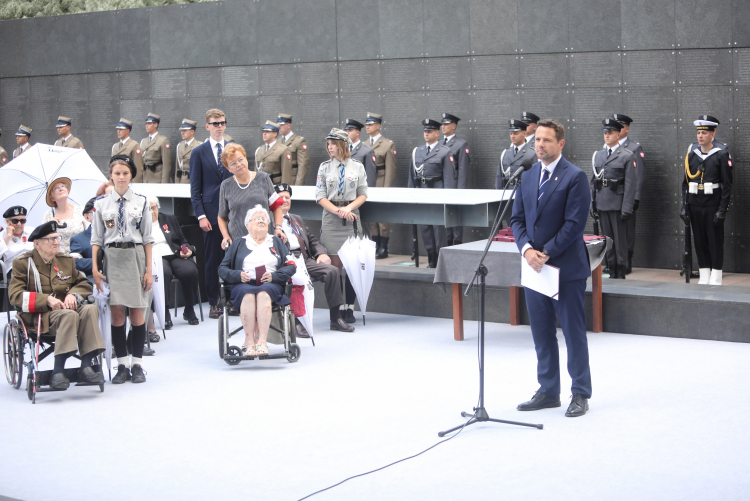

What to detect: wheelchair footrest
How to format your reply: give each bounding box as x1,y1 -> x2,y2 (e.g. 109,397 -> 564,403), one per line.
224,353 -> 289,363
33,364 -> 103,387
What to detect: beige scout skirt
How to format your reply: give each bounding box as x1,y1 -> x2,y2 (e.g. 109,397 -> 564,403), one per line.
104,245 -> 152,308
320,208 -> 361,256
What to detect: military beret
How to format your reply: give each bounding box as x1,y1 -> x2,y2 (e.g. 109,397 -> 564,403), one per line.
612,113 -> 633,125
116,118 -> 133,130
110,154 -> 137,178
602,118 -> 623,132
508,119 -> 528,132
520,111 -> 540,124
56,116 -> 72,127
422,119 -> 441,131
441,113 -> 460,124
83,197 -> 97,215
276,113 -> 293,124
145,112 -> 161,123
344,118 -> 364,130
29,221 -> 61,242
365,112 -> 383,125
3,206 -> 27,219
694,115 -> 720,131
179,119 -> 197,131
262,120 -> 280,133
274,183 -> 292,197
16,125 -> 32,137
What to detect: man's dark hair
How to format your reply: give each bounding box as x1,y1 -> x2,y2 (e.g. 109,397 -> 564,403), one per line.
537,119 -> 565,142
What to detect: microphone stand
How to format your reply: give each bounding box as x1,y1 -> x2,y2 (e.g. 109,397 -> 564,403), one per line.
439,172 -> 542,436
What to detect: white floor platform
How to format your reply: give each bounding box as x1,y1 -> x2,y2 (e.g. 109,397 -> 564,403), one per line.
1,307 -> 749,501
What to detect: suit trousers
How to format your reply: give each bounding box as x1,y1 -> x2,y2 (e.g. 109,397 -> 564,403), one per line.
303,256 -> 344,308
626,209 -> 636,254
369,169 -> 390,238
203,225 -> 223,305
163,256 -> 199,309
599,210 -> 628,273
689,204 -> 724,270
524,279 -> 591,398
48,304 -> 106,357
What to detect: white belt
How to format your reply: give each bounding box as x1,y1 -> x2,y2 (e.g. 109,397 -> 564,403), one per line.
688,182 -> 721,194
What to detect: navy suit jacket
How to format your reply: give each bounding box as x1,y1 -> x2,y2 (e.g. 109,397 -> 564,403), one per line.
510,155 -> 591,282
70,226 -> 92,277
189,140 -> 232,225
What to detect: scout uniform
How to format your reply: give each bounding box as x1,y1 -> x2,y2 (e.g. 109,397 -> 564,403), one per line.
612,114 -> 646,274
176,119 -> 200,184
682,116 -> 733,285
53,116 -> 84,149
255,121 -> 294,185
440,113 -> 471,246
112,118 -> 145,183
277,113 -> 309,185
408,119 -> 457,267
0,206 -> 35,267
365,112 -> 397,240
0,128 -> 9,166
590,118 -> 638,279
8,221 -> 105,358
13,125 -> 33,159
520,111 -> 540,149
140,113 -> 172,183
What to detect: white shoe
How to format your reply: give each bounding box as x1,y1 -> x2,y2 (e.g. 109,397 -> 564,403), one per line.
698,268 -> 710,284
709,269 -> 722,285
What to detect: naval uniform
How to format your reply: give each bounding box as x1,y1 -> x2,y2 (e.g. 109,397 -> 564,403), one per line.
175,138 -> 200,184
367,135 -> 397,238
682,145 -> 732,271
140,133 -> 172,183
255,140 -> 294,185
408,142 -> 456,257
442,135 -> 470,245
591,145 -> 637,277
55,135 -> 84,149
0,146 -> 8,166
281,132 -> 309,186
112,137 -> 145,183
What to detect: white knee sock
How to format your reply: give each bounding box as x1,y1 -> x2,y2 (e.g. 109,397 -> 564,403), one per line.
117,357 -> 130,368
132,357 -> 143,367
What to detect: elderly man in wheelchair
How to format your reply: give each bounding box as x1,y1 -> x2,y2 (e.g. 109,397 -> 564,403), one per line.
8,221 -> 105,391
218,205 -> 297,359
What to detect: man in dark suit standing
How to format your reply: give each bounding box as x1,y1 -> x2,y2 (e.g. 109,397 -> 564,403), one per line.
190,108 -> 232,319
510,119 -> 593,417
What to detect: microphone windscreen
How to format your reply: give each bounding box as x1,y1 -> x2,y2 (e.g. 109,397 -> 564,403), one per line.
521,157 -> 534,170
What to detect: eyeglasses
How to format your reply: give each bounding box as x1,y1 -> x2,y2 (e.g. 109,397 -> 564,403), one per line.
208,121 -> 227,127
229,157 -> 246,169
9,218 -> 26,224
52,184 -> 68,192
251,218 -> 268,224
40,236 -> 60,243
150,206 -> 158,212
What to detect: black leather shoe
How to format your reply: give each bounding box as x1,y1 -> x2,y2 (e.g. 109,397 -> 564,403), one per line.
78,366 -> 104,384
517,391 -> 561,411
376,237 -> 389,259
227,303 -> 240,316
112,365 -> 131,384
626,252 -> 633,275
565,394 -> 589,417
183,311 -> 199,325
342,308 -> 356,324
143,344 -> 155,356
209,305 -> 221,319
131,364 -> 147,384
427,251 -> 438,268
295,321 -> 310,338
163,320 -> 173,330
50,372 -> 70,390
330,318 -> 355,332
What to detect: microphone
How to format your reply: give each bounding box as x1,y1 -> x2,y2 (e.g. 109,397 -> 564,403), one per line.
508,157 -> 534,182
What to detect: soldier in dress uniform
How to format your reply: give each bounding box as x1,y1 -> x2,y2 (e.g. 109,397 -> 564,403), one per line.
364,112 -> 397,259
0,128 -> 9,166
681,116 -> 733,285
140,112 -> 172,183
13,125 -> 33,159
255,121 -> 294,184
54,116 -> 84,149
111,118 -> 144,183
520,111 -> 540,149
590,118 -> 637,279
175,119 -> 200,185
343,118 -> 376,239
408,119 -> 457,268
496,119 -> 537,189
276,113 -> 309,186
440,113 -> 471,246
611,113 -> 646,274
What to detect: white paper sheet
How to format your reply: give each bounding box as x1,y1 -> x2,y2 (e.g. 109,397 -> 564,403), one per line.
521,258 -> 560,300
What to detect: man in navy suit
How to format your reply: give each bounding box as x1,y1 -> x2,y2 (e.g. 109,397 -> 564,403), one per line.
510,119 -> 592,417
190,109 -> 232,319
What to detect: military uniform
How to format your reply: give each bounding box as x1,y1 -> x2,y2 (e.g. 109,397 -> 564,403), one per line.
140,113 -> 172,183
0,146 -> 8,166
277,114 -> 309,185
111,118 -> 144,183
590,119 -> 638,279
682,116 -> 732,285
53,116 -> 84,149
520,111 -> 539,150
440,113 -> 470,246
13,125 -> 33,159
176,119 -> 200,184
365,113 -> 397,239
255,121 -> 294,185
496,121 -> 537,189
408,119 -> 456,266
350,141 -> 376,186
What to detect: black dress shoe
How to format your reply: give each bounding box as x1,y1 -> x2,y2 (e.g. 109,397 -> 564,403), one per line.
183,315 -> 199,325
50,372 -> 70,390
143,345 -> 155,356
330,318 -> 355,332
78,366 -> 104,384
227,303 -> 240,316
375,237 -> 389,259
517,391 -> 561,411
163,320 -> 173,330
131,364 -> 147,384
112,365 -> 131,384
209,305 -> 220,319
565,394 -> 589,417
295,321 -> 310,338
342,308 -> 356,324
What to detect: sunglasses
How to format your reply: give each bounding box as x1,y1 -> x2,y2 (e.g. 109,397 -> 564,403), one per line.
9,218 -> 26,224
208,121 -> 227,127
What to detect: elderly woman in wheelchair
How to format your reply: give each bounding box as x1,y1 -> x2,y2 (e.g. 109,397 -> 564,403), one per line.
218,205 -> 296,357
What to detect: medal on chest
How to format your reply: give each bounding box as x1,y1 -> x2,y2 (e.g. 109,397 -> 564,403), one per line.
53,265 -> 71,281
163,224 -> 170,234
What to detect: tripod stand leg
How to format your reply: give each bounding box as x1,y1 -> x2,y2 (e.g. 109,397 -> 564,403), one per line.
438,417 -> 477,437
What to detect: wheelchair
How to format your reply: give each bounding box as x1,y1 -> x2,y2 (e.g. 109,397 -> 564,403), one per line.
217,278 -> 301,365
2,264 -> 104,404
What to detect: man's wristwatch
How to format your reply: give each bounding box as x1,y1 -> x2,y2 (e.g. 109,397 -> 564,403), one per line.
542,248 -> 550,257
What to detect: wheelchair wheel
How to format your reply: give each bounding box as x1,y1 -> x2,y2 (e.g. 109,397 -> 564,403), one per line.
286,343 -> 301,363
3,323 -> 23,389
217,314 -> 226,359
225,346 -> 242,366
26,375 -> 33,402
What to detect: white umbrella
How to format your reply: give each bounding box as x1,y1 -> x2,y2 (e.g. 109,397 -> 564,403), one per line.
289,253 -> 315,345
0,144 -> 106,227
338,235 -> 377,325
150,251 -> 166,338
91,281 -> 112,380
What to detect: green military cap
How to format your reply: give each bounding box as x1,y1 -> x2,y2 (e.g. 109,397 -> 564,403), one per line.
56,116 -> 72,127
116,118 -> 133,130
179,119 -> 198,130
276,113 -> 293,125
16,125 -> 32,137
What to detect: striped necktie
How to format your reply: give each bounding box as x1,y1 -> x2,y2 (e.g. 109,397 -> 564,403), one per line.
338,163 -> 345,195
538,168 -> 550,204
117,197 -> 125,237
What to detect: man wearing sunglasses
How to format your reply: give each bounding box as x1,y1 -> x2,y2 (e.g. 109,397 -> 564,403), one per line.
0,206 -> 35,274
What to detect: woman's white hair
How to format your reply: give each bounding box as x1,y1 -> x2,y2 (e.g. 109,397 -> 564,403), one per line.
244,204 -> 270,225
148,195 -> 160,208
